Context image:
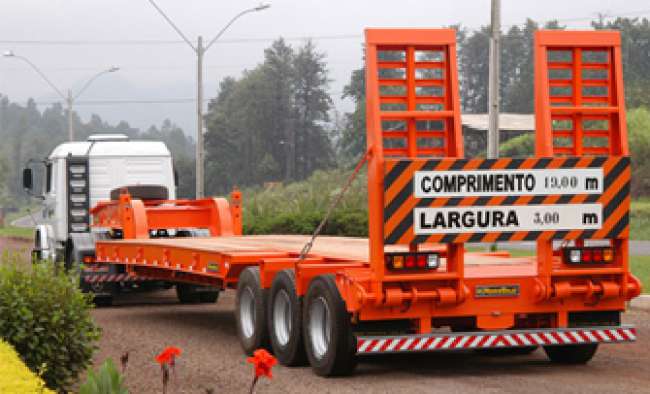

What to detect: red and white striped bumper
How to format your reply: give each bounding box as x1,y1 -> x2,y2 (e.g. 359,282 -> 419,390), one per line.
82,273 -> 156,283
356,326 -> 636,355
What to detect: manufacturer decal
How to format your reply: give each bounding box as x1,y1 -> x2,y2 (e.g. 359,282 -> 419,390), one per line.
475,285 -> 520,298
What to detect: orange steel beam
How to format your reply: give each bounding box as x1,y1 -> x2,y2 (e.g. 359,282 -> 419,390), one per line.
534,30 -> 634,325
91,191 -> 239,237
365,28 -> 463,306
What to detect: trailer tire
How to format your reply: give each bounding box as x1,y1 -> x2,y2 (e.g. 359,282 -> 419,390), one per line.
476,346 -> 538,355
199,290 -> 220,303
268,270 -> 306,366
544,343 -> 598,364
303,274 -> 357,376
236,267 -> 269,355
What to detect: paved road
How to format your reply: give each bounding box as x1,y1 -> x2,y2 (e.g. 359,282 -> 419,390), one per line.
10,209 -> 42,228
91,290 -> 650,394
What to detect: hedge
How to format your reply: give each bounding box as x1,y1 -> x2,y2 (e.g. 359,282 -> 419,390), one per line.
0,340 -> 54,393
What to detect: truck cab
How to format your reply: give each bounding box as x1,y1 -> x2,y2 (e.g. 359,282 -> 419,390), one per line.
23,133 -> 180,303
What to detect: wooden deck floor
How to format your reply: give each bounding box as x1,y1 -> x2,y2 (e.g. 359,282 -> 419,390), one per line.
110,235 -> 538,277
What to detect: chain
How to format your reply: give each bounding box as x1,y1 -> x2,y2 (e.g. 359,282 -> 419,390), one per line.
297,150 -> 370,261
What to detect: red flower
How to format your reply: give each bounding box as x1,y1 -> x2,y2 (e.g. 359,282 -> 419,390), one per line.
247,349 -> 277,379
155,346 -> 182,366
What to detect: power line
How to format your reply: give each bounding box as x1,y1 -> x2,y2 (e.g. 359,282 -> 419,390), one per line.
31,91 -> 347,106
0,34 -> 362,46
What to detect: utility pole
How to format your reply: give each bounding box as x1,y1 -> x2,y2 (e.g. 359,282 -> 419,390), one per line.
147,1 -> 270,198
196,36 -> 205,198
487,0 -> 501,159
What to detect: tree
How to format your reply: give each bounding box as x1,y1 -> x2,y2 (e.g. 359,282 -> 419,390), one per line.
292,40 -> 334,178
204,39 -> 334,194
592,17 -> 650,108
0,93 -> 189,209
337,68 -> 366,163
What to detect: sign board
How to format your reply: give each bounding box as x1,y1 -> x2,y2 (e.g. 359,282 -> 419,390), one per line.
383,156 -> 630,244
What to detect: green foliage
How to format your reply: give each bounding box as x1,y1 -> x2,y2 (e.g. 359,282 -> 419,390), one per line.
337,68 -> 367,163
499,133 -> 535,157
628,107 -> 650,197
205,39 -> 334,194
0,256 -> 100,391
0,93 -> 194,210
593,17 -> 650,108
0,226 -> 33,239
243,169 -> 368,236
631,199 -> 650,240
630,255 -> 650,292
79,359 -> 129,394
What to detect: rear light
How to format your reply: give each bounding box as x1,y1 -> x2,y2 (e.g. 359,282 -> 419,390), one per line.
385,252 -> 440,271
393,255 -> 404,269
603,248 -> 613,262
563,247 -> 614,264
405,255 -> 415,268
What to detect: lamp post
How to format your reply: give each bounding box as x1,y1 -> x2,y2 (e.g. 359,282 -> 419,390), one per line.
147,1 -> 271,198
2,50 -> 118,141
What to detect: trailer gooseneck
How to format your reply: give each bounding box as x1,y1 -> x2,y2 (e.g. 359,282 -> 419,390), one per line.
87,29 -> 641,376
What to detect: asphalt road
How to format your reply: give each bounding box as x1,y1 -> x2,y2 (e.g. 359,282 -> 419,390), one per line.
91,290 -> 650,394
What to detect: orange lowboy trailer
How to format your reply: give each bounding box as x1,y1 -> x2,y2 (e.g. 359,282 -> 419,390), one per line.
89,29 -> 641,376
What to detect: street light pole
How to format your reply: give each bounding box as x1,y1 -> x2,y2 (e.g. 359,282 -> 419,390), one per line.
196,35 -> 205,198
2,51 -> 118,141
147,1 -> 271,198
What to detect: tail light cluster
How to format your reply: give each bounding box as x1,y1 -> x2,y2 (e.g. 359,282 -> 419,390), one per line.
385,252 -> 440,271
563,247 -> 614,264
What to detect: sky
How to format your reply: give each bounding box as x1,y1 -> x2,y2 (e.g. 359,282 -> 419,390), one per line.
0,0 -> 647,136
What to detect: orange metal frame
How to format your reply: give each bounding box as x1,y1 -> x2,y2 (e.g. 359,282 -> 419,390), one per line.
91,29 -> 641,336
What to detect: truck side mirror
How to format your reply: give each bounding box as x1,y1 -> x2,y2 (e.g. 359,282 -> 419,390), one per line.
22,168 -> 33,190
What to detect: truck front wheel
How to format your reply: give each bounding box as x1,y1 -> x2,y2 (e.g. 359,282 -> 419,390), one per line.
268,269 -> 306,366
236,267 -> 269,355
544,343 -> 598,364
303,274 -> 357,376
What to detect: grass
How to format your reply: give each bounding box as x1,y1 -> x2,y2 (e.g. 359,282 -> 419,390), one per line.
631,255 -> 650,291
631,199 -> 650,241
0,226 -> 33,240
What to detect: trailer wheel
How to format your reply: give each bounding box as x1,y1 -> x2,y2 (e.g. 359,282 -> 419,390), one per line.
268,270 -> 306,366
544,343 -> 598,364
303,274 -> 357,376
236,267 -> 269,355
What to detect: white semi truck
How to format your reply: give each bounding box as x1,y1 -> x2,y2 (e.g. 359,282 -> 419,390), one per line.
22,133 -> 218,305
